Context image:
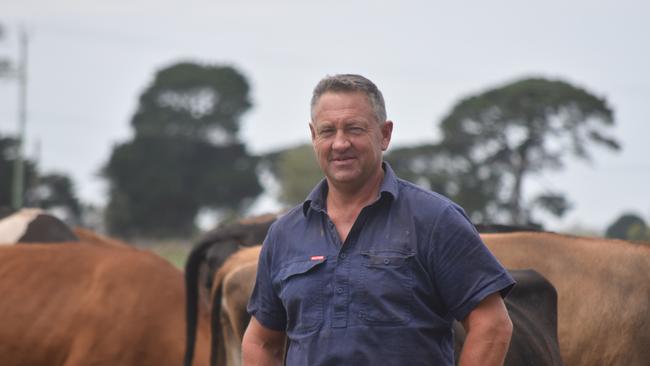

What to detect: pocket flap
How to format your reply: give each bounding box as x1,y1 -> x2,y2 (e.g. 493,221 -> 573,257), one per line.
279,258 -> 327,281
362,251 -> 414,267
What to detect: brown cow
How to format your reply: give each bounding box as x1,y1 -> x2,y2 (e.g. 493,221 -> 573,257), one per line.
72,226 -> 131,247
210,246 -> 261,366
184,213 -> 279,366
482,232 -> 650,366
0,241 -> 212,366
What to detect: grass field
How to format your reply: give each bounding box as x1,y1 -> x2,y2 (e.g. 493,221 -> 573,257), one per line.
132,239 -> 195,270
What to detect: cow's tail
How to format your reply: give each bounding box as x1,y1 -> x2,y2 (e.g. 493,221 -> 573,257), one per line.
183,238 -> 215,366
210,274 -> 225,366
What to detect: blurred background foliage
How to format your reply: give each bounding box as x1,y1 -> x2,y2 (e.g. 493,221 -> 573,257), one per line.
102,62 -> 262,238
1,135 -> 82,225
1,59 -> 647,245
388,77 -> 619,227
605,213 -> 650,242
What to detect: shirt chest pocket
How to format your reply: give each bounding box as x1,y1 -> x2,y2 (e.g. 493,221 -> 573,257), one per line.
277,259 -> 326,332
360,250 -> 415,325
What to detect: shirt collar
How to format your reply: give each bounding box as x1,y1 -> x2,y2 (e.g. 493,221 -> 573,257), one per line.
302,161 -> 399,216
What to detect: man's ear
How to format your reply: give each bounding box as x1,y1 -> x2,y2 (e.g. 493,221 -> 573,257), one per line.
309,122 -> 316,141
381,121 -> 393,151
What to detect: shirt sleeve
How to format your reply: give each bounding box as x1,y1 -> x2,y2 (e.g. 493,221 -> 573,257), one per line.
246,224 -> 287,331
429,204 -> 515,321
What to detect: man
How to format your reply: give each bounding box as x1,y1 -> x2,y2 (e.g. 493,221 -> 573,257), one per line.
243,74 -> 514,365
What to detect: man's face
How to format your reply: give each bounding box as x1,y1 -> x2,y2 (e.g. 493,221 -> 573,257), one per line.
310,91 -> 392,190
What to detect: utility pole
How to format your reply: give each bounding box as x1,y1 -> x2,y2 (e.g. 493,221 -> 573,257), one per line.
11,28 -> 28,209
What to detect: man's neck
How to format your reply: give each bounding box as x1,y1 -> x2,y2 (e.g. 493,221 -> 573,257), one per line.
327,169 -> 384,210
324,168 -> 384,243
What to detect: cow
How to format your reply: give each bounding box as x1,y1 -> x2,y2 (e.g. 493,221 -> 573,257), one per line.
0,208 -> 78,244
201,213 -> 279,275
186,245 -> 563,366
0,240 -> 212,366
209,246 -> 261,366
453,269 -> 563,366
482,232 -> 650,366
184,213 -> 278,366
72,226 -> 132,247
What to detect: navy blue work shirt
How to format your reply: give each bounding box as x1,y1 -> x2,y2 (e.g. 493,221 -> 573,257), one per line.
248,162 -> 515,365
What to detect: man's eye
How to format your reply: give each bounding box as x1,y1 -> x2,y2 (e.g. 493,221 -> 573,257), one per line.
348,127 -> 365,134
319,129 -> 335,137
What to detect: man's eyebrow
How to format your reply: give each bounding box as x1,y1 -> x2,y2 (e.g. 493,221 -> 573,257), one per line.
344,120 -> 368,127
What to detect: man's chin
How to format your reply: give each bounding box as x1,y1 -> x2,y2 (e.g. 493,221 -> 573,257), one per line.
326,170 -> 361,185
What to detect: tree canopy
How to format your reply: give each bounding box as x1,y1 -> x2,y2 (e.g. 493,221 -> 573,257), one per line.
261,143 -> 323,206
605,213 -> 650,243
1,135 -> 82,223
131,63 -> 251,142
0,136 -> 37,209
388,77 -> 619,225
103,62 -> 261,238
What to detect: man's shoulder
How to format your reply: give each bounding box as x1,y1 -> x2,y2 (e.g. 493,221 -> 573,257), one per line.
392,178 -> 476,232
395,177 -> 455,209
265,204 -> 309,240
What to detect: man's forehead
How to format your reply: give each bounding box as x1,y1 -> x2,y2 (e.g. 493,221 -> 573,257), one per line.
313,92 -> 374,119
314,91 -> 372,109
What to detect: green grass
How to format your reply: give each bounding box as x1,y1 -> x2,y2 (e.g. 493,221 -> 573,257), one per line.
133,239 -> 194,270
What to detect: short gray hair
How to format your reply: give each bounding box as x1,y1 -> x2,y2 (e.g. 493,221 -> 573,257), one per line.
310,74 -> 387,123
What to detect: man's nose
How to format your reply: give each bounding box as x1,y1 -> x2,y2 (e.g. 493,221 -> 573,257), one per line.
332,130 -> 351,150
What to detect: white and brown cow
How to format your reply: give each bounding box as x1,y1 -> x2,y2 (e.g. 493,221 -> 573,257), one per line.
0,208 -> 78,244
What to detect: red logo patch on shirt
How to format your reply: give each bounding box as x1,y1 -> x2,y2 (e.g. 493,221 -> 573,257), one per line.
310,255 -> 325,261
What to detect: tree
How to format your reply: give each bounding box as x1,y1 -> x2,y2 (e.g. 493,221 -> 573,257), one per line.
103,62 -> 262,238
0,136 -> 37,209
261,143 -> 323,206
26,173 -> 82,224
387,143 -> 504,222
1,135 -> 82,224
605,213 -> 650,242
388,77 -> 619,225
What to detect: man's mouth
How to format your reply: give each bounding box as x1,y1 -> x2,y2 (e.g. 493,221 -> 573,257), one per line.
331,156 -> 355,162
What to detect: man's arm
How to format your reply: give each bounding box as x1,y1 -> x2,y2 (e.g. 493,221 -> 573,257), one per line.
458,293 -> 513,366
242,316 -> 286,366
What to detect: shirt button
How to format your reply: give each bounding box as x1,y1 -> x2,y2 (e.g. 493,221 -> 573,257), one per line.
336,287 -> 344,294
383,258 -> 391,265
339,253 -> 346,259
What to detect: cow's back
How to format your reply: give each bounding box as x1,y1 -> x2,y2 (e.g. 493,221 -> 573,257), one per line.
482,232 -> 650,366
0,243 -> 211,366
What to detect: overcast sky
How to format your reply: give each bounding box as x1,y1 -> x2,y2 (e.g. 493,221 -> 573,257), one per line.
1,0 -> 648,232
